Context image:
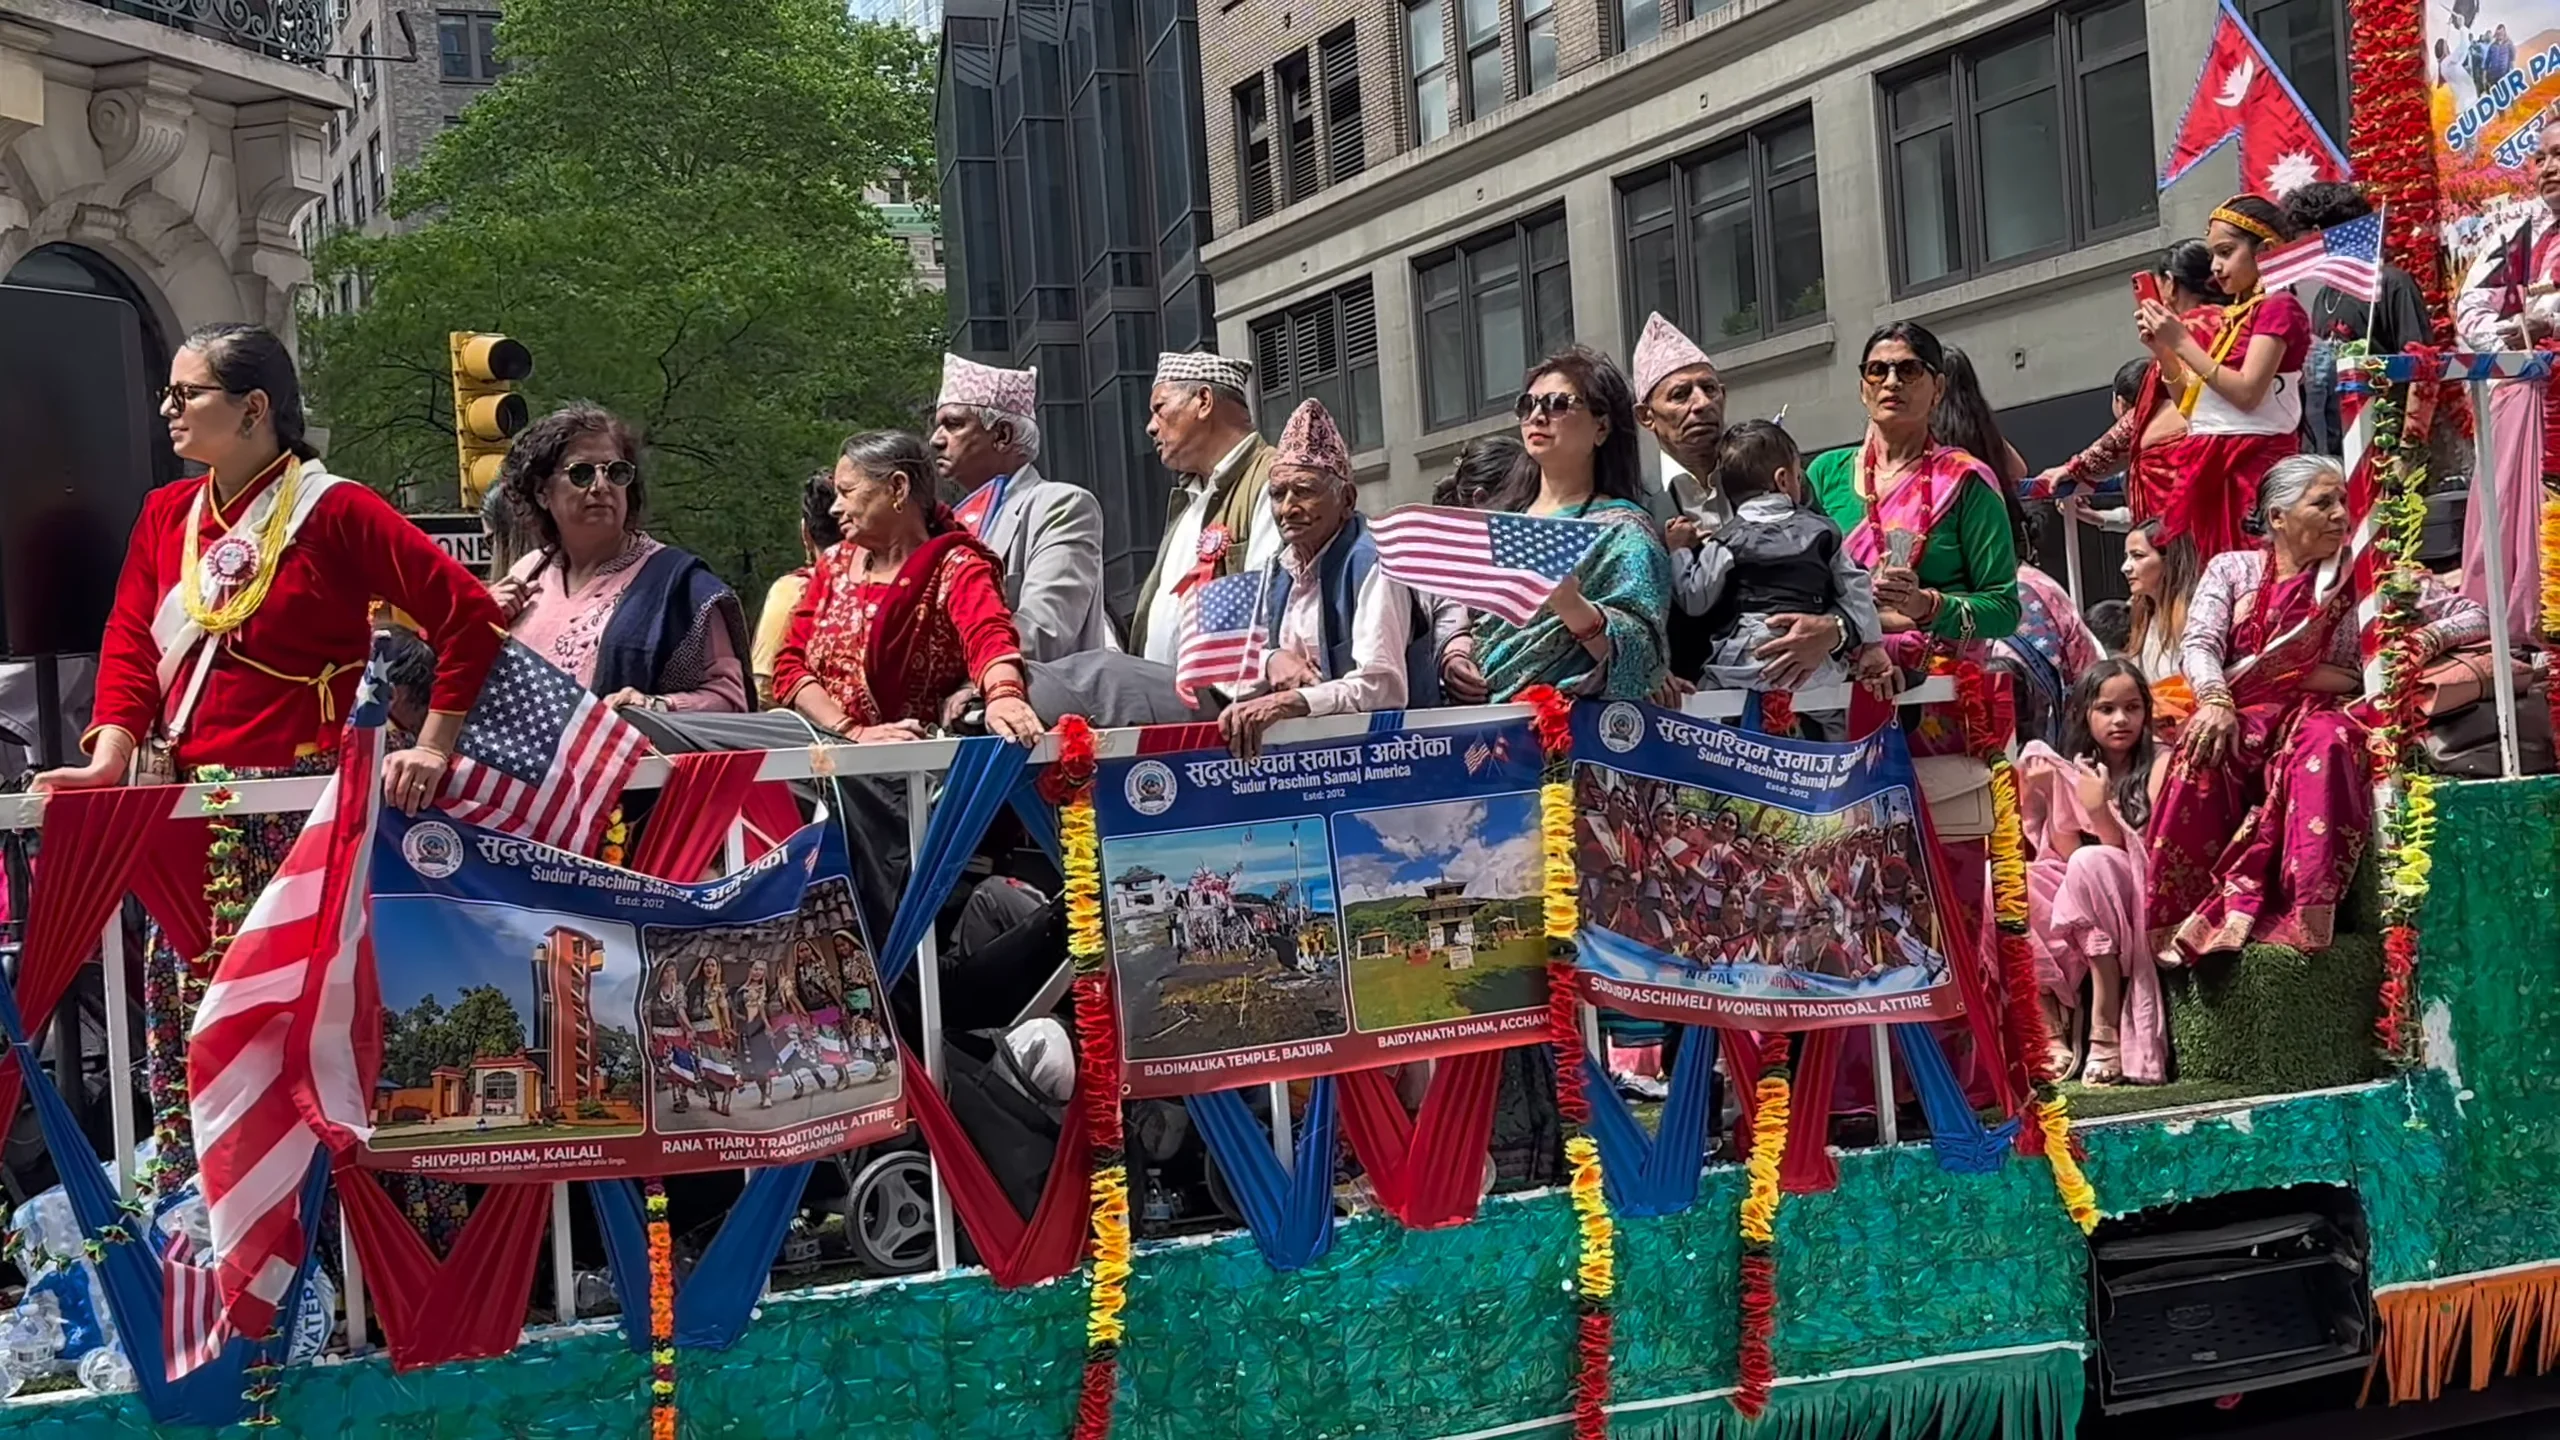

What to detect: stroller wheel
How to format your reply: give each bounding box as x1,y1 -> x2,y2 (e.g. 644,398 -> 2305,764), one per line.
845,1152 -> 937,1275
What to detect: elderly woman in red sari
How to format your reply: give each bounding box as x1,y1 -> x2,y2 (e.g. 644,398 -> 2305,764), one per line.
2147,456 -> 2489,959
772,430 -> 1046,746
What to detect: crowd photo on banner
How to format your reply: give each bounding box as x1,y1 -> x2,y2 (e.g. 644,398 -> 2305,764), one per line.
5,0 -> 2560,1421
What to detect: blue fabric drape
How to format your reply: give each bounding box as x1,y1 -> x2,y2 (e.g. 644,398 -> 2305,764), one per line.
591,1164 -> 811,1352
1580,1025 -> 1718,1216
1891,1022 -> 2019,1174
1009,774 -> 1060,866
593,736 -> 1032,1351
1185,1078 -> 1338,1270
0,979 -> 328,1428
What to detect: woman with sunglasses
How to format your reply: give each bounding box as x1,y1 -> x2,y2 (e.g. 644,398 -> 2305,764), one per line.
1804,322 -> 2021,673
1440,346 -> 1673,703
491,403 -> 751,712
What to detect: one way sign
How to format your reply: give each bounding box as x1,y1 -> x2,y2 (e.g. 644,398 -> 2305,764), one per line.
408,513 -> 492,577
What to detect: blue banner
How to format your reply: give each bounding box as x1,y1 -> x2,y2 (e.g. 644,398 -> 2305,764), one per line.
1096,721 -> 1551,1095
1570,701 -> 1962,1030
360,811 -> 905,1180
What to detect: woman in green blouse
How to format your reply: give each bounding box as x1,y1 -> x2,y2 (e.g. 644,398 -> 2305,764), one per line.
1803,322 -> 2021,664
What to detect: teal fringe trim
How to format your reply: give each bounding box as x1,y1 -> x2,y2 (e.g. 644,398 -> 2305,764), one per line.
1609,1346 -> 2085,1440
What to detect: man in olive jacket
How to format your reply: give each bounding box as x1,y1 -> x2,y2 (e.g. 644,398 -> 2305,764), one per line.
1130,350 -> 1280,661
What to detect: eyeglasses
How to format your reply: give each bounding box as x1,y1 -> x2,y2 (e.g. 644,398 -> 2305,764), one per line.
1514,391 -> 1587,421
157,382 -> 239,411
562,460 -> 637,489
1859,358 -> 1935,385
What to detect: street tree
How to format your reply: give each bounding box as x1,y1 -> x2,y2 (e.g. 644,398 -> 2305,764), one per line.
301,0 -> 941,591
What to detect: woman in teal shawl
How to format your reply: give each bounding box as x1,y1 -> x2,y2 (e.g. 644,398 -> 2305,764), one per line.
1442,345 -> 1673,702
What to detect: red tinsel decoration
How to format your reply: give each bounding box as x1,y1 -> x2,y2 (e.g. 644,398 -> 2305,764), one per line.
2347,0 -> 2449,333
1071,972 -> 1124,1149
1040,714 -> 1099,805
1071,1353 -> 1119,1440
1546,958 -> 1591,1126
1735,1252 -> 1779,1418
1519,684 -> 1574,758
1574,1307 -> 1613,1438
2377,924 -> 2419,1053
1759,689 -> 1797,738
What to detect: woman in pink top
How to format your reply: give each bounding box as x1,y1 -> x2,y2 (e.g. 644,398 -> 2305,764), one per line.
2135,194 -> 2312,559
490,404 -> 750,712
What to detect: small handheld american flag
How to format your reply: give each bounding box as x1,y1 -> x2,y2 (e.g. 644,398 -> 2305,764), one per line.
438,639 -> 650,856
2257,211 -> 2384,304
1174,570 -> 1269,706
1370,506 -> 1605,624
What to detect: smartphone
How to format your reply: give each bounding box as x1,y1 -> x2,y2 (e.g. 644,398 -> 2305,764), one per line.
2132,271 -> 2163,307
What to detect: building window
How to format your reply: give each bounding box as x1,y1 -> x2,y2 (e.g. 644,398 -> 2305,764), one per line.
1236,76 -> 1274,223
1461,0 -> 1501,120
358,24 -> 377,102
1277,51 -> 1318,204
368,133 -> 386,210
1320,25 -> 1364,184
330,176 -> 346,230
1250,280 -> 1383,453
2244,0 -> 2346,145
1620,110 -> 1824,347
1407,0 -> 1451,145
438,11 -> 503,84
1416,208 -> 1573,431
1520,0 -> 1558,94
1619,0 -> 1661,51
1882,0 -> 2155,293
349,161 -> 368,227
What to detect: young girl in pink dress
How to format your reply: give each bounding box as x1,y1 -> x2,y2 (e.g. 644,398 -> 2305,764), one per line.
2020,659 -> 2167,1086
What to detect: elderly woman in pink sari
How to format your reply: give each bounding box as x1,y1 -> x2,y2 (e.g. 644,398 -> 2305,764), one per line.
2148,456 -> 2489,958
2021,660 -> 2167,1085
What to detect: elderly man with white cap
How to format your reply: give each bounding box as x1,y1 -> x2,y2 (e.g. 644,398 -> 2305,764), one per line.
930,354 -> 1116,664
1132,350 -> 1282,662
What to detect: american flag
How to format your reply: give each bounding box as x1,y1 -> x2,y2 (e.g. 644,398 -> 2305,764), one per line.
438,639 -> 649,855
1174,570 -> 1269,706
177,655 -> 391,1375
1370,507 -> 1604,625
2259,212 -> 2385,303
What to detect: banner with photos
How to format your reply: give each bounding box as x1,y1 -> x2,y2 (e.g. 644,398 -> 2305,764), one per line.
1094,721 -> 1553,1096
1570,701 -> 1964,1030
359,810 -> 904,1181
2431,0 -> 2560,267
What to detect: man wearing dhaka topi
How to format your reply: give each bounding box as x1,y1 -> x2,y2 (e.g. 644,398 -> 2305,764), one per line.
1132,350 -> 1282,661
930,354 -> 1118,662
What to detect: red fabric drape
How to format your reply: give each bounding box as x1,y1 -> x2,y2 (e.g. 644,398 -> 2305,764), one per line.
737,782 -> 802,861
897,1040 -> 1095,1288
1779,1027 -> 1845,1195
0,788 -> 180,1125
129,815 -> 212,966
334,1169 -> 552,1371
630,751 -> 772,880
1336,1049 -> 1505,1229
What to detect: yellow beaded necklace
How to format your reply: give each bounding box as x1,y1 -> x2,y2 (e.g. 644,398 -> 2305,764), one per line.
179,453 -> 302,636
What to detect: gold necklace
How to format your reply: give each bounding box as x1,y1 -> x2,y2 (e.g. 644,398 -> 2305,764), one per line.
180,455 -> 302,636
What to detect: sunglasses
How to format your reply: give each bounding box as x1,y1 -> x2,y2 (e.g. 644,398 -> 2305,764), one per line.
1860,358 -> 1935,385
157,382 -> 241,410
1514,391 -> 1587,421
562,460 -> 637,489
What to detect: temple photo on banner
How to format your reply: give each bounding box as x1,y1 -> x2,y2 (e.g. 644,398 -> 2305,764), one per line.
1570,701 -> 1962,1030
1096,720 -> 1553,1096
362,810 -> 905,1180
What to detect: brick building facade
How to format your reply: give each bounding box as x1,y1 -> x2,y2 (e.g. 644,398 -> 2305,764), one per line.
305,0 -> 502,306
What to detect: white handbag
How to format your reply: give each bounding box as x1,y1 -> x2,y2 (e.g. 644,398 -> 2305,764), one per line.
1913,754 -> 1996,840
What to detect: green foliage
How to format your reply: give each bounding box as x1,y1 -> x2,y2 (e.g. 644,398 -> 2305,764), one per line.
382,984 -> 531,1086
302,0 -> 942,592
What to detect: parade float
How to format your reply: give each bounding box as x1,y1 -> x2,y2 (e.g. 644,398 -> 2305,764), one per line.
0,3 -> 2557,1438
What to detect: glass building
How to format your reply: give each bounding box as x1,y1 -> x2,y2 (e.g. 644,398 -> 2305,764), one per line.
938,0 -> 1216,617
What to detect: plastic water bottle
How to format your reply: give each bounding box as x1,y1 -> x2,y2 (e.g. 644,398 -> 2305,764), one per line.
75,1344 -> 135,1396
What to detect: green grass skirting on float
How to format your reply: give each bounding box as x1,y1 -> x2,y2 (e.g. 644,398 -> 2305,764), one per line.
2167,932 -> 2387,1093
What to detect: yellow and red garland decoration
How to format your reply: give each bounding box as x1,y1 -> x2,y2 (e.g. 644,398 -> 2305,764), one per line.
647,1178 -> 676,1440
1519,687 -> 1615,1440
2359,361 -> 2445,1058
1047,716 -> 1130,1440
1956,664 -> 2101,1235
1735,1034 -> 1791,1419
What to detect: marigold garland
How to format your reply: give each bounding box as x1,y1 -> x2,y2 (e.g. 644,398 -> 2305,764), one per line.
1053,716 -> 1130,1440
646,1178 -> 676,1440
1520,686 -> 1613,1440
1734,1038 -> 1791,1420
1963,667 -> 2101,1234
2362,367 -> 2448,1059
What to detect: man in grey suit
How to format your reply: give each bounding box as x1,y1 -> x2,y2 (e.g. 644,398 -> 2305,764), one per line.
930,353 -> 1118,662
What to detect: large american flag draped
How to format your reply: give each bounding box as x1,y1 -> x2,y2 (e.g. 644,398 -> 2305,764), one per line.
174,656 -> 391,1374
1370,506 -> 1604,624
439,639 -> 649,855
1174,570 -> 1269,706
2258,212 -> 2385,304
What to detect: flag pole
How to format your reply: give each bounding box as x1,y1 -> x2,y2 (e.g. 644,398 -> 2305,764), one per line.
2366,201 -> 2388,344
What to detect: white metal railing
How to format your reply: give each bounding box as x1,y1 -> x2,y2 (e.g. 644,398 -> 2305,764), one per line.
0,679 -> 1949,1356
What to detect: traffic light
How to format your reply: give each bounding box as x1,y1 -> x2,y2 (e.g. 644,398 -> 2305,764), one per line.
449,331 -> 531,505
